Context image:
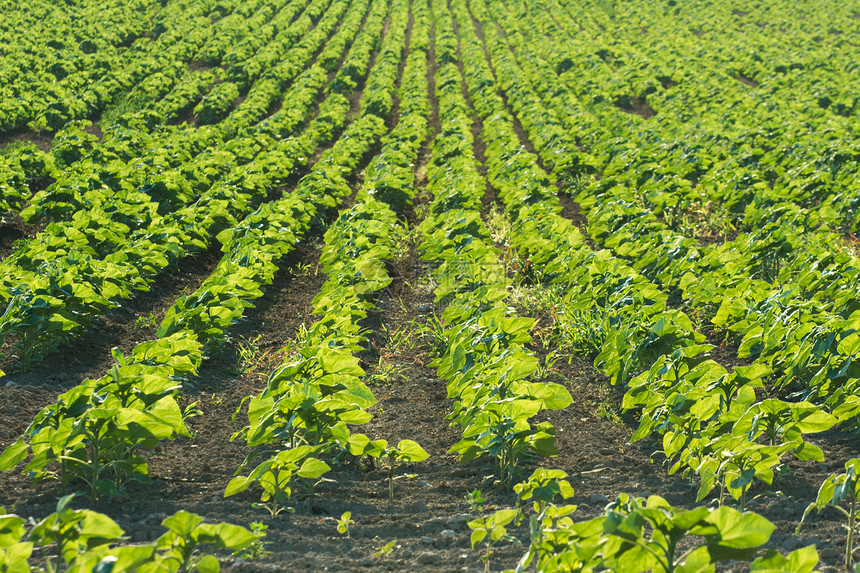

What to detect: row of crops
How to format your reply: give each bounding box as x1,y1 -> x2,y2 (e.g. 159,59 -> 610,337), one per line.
0,0 -> 858,570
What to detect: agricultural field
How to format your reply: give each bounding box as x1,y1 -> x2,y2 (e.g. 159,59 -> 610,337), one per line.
0,0 -> 858,570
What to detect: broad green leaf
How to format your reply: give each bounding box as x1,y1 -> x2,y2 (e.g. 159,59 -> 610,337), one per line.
296,457 -> 330,479
0,439 -> 28,471
395,440 -> 429,462
194,554 -> 220,573
704,507 -> 774,549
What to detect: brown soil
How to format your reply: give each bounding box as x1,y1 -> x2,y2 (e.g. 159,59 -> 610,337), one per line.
732,73 -> 760,87
613,94 -> 657,118
0,128 -> 53,153
0,215 -> 43,261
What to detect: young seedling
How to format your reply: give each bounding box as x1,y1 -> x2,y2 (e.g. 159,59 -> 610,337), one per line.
234,521 -> 271,560
798,457 -> 860,569
466,489 -> 487,515
347,435 -> 429,502
337,512 -> 354,538
153,511 -> 259,573
28,494 -> 124,573
373,540 -> 397,558
225,445 -> 331,517
468,509 -> 519,573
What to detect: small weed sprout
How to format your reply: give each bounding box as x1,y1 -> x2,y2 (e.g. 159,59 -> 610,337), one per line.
466,489 -> 486,515
235,521 -> 271,559
135,312 -> 158,329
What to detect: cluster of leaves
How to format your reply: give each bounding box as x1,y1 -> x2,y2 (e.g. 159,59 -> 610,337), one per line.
0,495 -> 257,573
0,0 -> 164,133
0,143 -> 56,215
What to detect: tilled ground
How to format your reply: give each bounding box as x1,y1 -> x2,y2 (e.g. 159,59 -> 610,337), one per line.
0,231 -> 857,572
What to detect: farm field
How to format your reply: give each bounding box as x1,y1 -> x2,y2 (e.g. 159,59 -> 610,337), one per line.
0,0 -> 859,570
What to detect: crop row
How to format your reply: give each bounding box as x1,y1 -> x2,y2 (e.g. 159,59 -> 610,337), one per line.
0,0 -> 380,371
0,0 -> 401,500
450,0 -> 843,514
420,0 -> 572,487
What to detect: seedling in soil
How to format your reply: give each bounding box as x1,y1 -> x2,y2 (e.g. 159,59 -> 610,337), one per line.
468,508 -> 519,573
235,334 -> 274,376
225,445 -> 332,517
466,489 -> 487,515
29,493 -> 124,573
234,521 -> 271,560
373,540 -> 397,558
135,312 -> 159,329
798,457 -> 860,569
336,512 -> 354,538
347,435 -> 429,502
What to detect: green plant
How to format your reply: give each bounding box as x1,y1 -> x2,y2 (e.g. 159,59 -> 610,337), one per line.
233,521 -> 271,560
372,540 -> 397,558
468,508 -> 519,573
147,511 -> 258,573
235,335 -> 274,376
135,312 -> 159,330
365,355 -> 406,387
596,401 -> 623,425
336,512 -> 354,538
347,436 -> 429,502
0,336 -> 201,500
511,469 -> 578,570
603,494 -> 777,572
798,457 -> 860,569
28,494 -> 124,573
513,492 -> 800,573
466,489 -> 487,515
225,445 -> 332,517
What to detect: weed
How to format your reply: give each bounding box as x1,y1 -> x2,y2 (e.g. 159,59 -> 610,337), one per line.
235,521 -> 271,559
292,261 -> 316,276
596,401 -> 623,425
417,313 -> 448,357
466,489 -> 487,515
366,356 -> 406,386
486,205 -> 512,247
135,312 -> 158,330
236,334 -> 274,376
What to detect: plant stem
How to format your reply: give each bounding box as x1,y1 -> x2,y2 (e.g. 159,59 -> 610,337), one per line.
91,435 -> 100,501
847,492 -> 856,570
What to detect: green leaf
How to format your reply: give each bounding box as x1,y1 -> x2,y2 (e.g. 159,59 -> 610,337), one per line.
705,507 -> 775,550
751,546 -> 818,572
194,554 -> 220,573
296,457 -> 330,479
0,439 -> 28,471
162,511 -> 205,537
395,440 -> 429,462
